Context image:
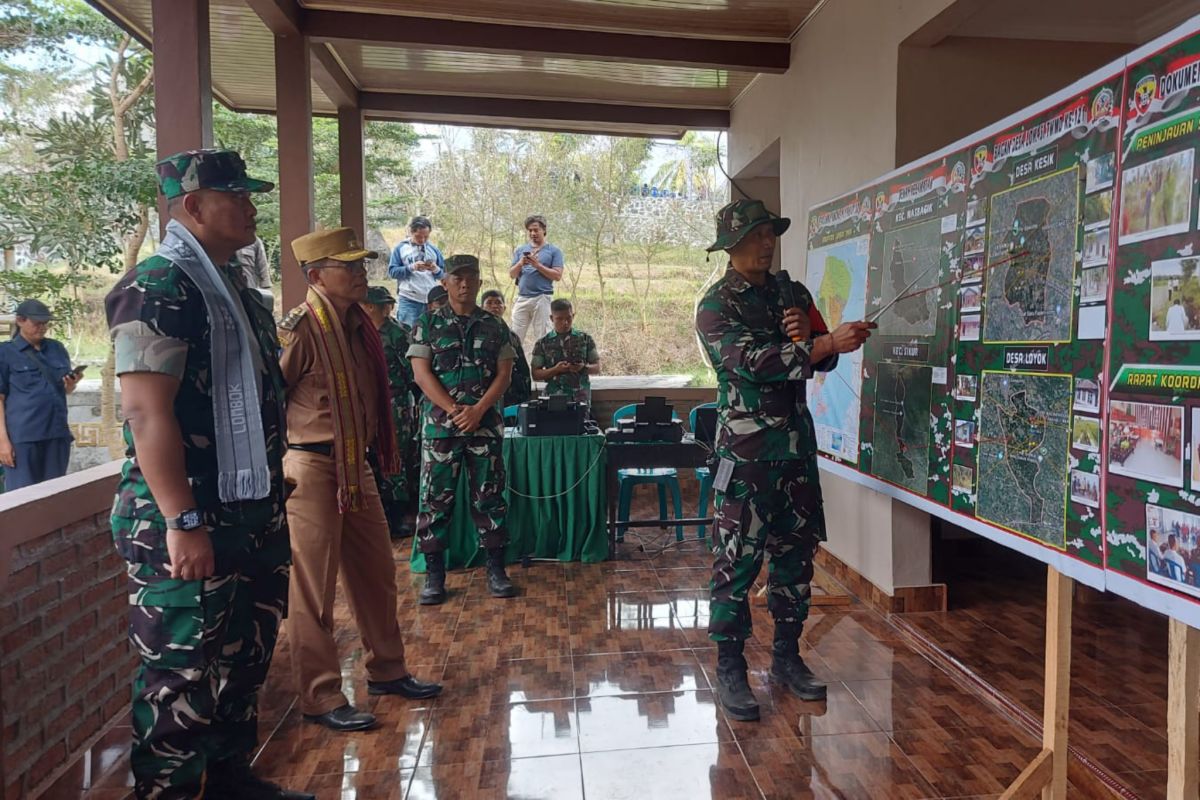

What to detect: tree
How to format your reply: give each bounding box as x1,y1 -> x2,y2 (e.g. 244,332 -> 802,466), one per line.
213,107 -> 420,280
571,136 -> 651,323
650,131 -> 721,199
0,5 -> 155,311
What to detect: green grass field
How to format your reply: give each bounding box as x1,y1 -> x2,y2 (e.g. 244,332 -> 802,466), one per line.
28,255 -> 720,386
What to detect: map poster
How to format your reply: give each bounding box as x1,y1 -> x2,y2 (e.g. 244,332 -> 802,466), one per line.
1106,16 -> 1200,626
860,154 -> 968,501
952,64 -> 1122,579
805,189 -> 873,464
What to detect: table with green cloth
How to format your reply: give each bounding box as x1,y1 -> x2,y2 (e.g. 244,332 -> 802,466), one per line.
410,430 -> 608,572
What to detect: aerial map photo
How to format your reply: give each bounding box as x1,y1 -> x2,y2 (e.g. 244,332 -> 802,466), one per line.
975,372 -> 1073,548
982,167 -> 1079,343
876,217 -> 942,338
872,362 -> 933,494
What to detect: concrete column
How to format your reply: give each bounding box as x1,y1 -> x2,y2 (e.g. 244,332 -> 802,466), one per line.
275,32 -> 315,311
150,0 -> 212,232
150,0 -> 212,158
338,106 -> 366,241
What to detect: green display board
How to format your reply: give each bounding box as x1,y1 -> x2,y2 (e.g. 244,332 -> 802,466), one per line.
1105,18 -> 1200,627
803,59 -> 1125,591
802,14 -> 1200,622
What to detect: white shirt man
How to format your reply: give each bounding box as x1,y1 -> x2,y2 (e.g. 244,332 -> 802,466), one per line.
1167,300 -> 1190,335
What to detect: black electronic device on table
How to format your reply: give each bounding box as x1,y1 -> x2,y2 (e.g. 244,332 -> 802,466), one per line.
692,405 -> 718,446
518,394 -> 588,436
605,396 -> 685,443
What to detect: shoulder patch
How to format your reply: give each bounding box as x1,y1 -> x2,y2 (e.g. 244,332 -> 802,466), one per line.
279,305 -> 308,332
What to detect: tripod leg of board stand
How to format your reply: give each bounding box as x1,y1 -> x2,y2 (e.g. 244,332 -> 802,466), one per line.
1000,566 -> 1072,800
1167,618 -> 1200,800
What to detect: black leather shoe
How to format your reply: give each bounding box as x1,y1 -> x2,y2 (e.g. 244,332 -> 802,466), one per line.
302,704 -> 377,731
206,758 -> 317,799
368,674 -> 444,699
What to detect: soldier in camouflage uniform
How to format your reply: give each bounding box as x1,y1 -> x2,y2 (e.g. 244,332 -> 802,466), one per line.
106,150 -> 312,799
482,289 -> 533,409
408,255 -> 517,603
530,298 -> 599,407
362,285 -> 418,536
696,199 -> 874,722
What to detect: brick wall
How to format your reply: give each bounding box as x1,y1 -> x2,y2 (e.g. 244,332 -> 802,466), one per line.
0,462 -> 130,800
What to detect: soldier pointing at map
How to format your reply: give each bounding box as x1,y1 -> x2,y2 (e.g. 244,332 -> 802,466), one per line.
695,198 -> 874,722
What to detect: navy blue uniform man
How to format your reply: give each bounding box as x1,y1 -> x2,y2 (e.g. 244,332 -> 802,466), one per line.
0,299 -> 78,490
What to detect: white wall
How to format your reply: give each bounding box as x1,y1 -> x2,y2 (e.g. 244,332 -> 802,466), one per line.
729,0 -> 956,594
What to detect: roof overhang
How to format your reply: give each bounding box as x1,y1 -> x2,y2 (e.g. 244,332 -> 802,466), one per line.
84,0 -> 825,135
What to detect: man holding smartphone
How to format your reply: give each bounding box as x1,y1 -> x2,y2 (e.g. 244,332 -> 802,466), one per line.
508,215 -> 564,349
0,299 -> 78,490
389,215 -> 446,328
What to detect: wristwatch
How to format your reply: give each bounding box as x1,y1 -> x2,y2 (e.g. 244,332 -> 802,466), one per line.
165,509 -> 206,531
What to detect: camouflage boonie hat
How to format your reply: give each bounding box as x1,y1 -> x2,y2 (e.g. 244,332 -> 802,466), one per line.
445,254 -> 480,275
155,148 -> 274,200
365,286 -> 396,306
706,199 -> 790,252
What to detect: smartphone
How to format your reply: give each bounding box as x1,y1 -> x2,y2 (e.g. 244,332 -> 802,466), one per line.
71,365 -> 87,378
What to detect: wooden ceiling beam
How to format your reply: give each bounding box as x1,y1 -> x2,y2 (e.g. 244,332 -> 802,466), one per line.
311,43 -> 359,110
365,113 -> 688,140
243,0 -> 305,37
305,9 -> 789,74
360,92 -> 728,130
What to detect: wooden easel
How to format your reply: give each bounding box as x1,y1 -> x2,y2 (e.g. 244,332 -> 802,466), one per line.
1001,567 -> 1073,800
1167,618 -> 1199,800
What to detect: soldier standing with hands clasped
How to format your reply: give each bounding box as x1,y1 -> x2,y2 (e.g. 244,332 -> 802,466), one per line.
408,255 -> 518,604
695,199 -> 875,723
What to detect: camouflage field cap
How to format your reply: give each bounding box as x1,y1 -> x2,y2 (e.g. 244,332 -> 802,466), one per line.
365,285 -> 397,306
445,254 -> 480,275
427,285 -> 448,304
706,199 -> 791,252
155,149 -> 274,200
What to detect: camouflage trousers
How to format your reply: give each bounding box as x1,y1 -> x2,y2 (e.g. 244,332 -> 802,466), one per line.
708,459 -> 825,643
120,518 -> 290,800
416,435 -> 508,555
368,447 -> 409,537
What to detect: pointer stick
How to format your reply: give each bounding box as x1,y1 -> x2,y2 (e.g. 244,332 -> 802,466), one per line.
866,260 -> 942,324
866,248 -> 1031,324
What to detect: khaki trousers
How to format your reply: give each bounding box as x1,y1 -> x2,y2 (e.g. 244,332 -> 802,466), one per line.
284,449 -> 409,715
510,293 -> 552,351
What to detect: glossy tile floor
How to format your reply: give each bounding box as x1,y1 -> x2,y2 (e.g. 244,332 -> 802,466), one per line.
48,499 -> 1175,799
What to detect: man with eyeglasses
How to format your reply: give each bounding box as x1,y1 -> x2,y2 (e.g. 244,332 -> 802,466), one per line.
279,228 -> 442,734
0,299 -> 78,491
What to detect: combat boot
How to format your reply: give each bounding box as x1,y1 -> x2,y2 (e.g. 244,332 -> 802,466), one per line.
770,621 -> 826,701
420,555 -> 447,605
715,640 -> 760,721
486,547 -> 517,598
